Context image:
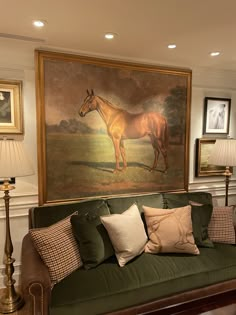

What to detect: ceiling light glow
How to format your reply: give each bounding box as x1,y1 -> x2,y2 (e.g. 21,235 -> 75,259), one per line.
168,44 -> 176,49
33,20 -> 45,28
210,51 -> 220,57
105,33 -> 116,40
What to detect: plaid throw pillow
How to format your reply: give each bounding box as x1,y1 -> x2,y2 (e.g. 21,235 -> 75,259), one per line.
208,206 -> 235,244
30,212 -> 82,285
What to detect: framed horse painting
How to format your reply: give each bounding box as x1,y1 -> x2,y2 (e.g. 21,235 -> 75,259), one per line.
35,50 -> 192,205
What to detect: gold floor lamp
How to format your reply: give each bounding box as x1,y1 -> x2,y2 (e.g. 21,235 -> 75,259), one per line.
208,138 -> 236,206
0,139 -> 34,313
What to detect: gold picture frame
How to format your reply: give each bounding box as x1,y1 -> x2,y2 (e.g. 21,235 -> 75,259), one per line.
0,80 -> 23,134
36,50 -> 192,205
195,138 -> 232,177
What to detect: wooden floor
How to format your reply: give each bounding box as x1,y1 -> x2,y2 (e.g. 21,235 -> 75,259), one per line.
0,303 -> 29,315
201,304 -> 236,315
1,303 -> 235,315
1,289 -> 236,315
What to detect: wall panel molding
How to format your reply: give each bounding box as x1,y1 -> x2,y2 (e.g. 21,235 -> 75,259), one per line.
189,179 -> 236,206
0,67 -> 25,78
189,180 -> 236,193
0,192 -> 38,211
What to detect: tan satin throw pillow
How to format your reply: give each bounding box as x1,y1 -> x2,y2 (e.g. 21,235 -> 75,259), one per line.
143,205 -> 199,255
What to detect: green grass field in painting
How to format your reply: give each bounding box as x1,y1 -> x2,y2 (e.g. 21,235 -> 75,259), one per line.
46,133 -> 185,201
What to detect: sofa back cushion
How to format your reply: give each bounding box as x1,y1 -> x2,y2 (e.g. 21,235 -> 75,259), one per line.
29,199 -> 107,228
163,192 -> 213,209
106,193 -> 163,214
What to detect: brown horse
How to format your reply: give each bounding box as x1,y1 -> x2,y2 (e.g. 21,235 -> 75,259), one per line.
79,89 -> 168,173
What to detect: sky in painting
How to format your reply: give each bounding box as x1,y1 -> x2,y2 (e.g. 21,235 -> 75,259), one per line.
44,58 -> 187,128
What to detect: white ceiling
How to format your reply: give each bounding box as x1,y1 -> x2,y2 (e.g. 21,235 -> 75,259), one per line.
1,0 -> 236,71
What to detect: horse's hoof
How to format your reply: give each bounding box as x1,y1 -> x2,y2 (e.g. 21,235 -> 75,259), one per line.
113,168 -> 121,174
163,168 -> 168,174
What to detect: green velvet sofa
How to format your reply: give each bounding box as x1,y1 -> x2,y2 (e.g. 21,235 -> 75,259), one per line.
21,192 -> 236,315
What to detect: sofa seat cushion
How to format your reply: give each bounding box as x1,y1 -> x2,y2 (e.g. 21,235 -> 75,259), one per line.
50,243 -> 236,315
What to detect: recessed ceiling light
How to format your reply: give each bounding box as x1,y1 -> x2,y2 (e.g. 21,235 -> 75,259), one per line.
168,44 -> 176,49
33,20 -> 46,28
210,51 -> 220,57
105,32 -> 117,40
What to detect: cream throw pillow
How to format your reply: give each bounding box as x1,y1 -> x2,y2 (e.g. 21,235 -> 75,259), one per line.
100,204 -> 148,267
143,205 -> 199,255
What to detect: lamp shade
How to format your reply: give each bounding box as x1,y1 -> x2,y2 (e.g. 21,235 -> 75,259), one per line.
0,139 -> 34,178
208,139 -> 236,167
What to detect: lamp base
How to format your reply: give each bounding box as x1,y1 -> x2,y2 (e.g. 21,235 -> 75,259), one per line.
0,181 -> 25,314
0,288 -> 24,314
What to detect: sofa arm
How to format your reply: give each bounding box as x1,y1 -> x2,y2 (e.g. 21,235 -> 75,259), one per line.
21,233 -> 51,315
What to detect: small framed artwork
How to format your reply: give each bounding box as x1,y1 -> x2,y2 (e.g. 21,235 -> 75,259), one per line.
195,138 -> 232,177
0,80 -> 23,134
203,97 -> 231,135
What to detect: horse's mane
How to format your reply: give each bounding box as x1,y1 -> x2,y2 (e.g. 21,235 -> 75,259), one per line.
98,96 -> 127,113
97,95 -> 146,116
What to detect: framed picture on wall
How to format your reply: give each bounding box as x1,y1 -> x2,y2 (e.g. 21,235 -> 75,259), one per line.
0,80 -> 23,134
203,97 -> 231,135
35,50 -> 192,205
195,138 -> 232,177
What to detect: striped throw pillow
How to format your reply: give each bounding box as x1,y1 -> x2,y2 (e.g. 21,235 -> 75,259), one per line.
208,206 -> 235,244
30,212 -> 82,285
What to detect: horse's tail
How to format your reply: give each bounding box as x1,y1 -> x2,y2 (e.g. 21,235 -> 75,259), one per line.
150,113 -> 168,149
164,119 -> 169,149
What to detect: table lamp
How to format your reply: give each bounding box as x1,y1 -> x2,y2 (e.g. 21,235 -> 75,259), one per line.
208,138 -> 236,206
0,138 -> 34,313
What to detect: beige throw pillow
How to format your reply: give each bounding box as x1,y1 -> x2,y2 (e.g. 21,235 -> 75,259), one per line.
143,205 -> 199,255
30,212 -> 83,285
100,204 -> 148,267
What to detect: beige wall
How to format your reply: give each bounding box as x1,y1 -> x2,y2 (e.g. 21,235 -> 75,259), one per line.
0,39 -> 236,287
